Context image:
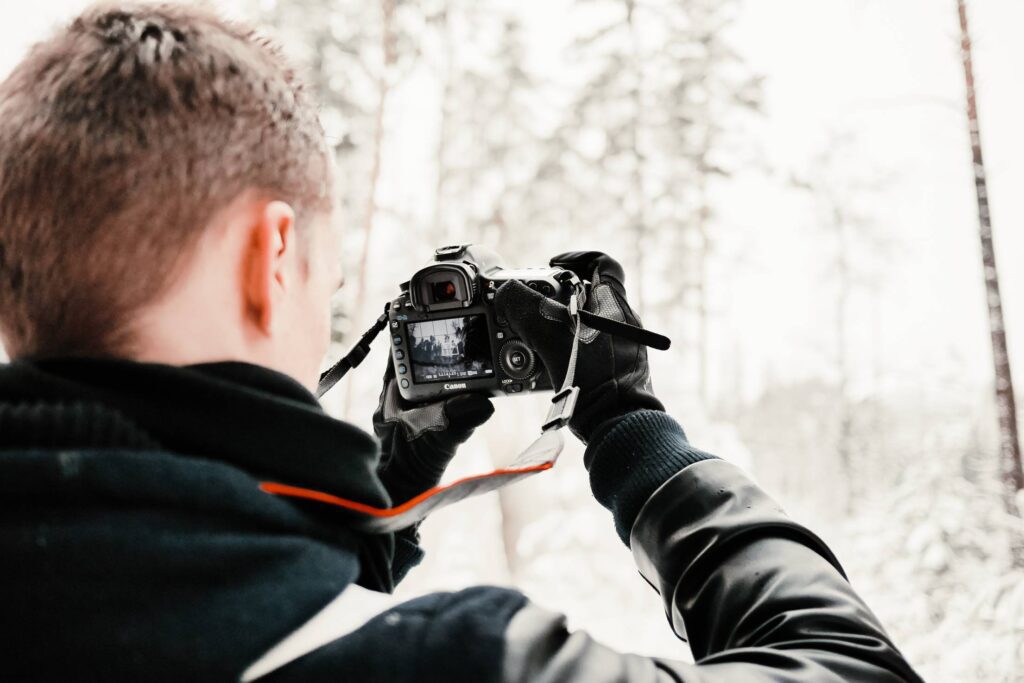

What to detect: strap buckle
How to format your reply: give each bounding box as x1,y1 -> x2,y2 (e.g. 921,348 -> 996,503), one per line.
542,386 -> 579,432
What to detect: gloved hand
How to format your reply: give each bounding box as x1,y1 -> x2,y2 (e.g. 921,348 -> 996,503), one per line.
372,358 -> 494,506
493,251 -> 664,445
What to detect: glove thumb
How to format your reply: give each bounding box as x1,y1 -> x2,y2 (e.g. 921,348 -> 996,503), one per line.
442,393 -> 494,444
550,251 -> 626,295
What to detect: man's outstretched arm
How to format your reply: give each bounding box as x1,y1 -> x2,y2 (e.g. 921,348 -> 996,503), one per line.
502,410 -> 922,683
492,252 -> 923,682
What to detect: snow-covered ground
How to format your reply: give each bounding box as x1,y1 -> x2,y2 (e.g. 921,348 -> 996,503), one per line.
395,397 -> 1023,681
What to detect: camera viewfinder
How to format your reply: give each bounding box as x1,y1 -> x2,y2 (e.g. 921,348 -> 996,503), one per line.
432,280 -> 458,303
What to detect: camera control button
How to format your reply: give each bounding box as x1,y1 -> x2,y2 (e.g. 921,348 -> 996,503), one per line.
496,331 -> 505,339
394,349 -> 405,360
398,364 -> 408,375
400,379 -> 410,389
392,335 -> 402,345
505,383 -> 523,393
499,339 -> 536,380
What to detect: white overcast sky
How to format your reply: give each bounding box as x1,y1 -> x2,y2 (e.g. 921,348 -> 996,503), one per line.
0,0 -> 1020,402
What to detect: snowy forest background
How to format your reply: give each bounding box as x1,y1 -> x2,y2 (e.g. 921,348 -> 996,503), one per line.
2,0 -> 1023,680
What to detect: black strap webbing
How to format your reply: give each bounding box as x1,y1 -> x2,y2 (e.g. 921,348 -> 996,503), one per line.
316,307 -> 390,399
578,309 -> 671,351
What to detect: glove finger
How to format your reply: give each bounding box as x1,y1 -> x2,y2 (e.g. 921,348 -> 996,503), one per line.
551,252 -> 642,327
373,352 -> 403,429
380,378 -> 404,423
394,394 -> 490,490
381,349 -> 396,379
376,353 -> 396,401
550,251 -> 626,293
395,400 -> 447,441
494,279 -> 571,338
494,279 -> 576,388
442,393 -> 494,443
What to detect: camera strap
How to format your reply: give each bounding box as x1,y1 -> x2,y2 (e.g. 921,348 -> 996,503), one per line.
541,284 -> 584,432
578,308 -> 671,351
316,307 -> 392,399
262,290 -> 591,534
260,428 -> 565,534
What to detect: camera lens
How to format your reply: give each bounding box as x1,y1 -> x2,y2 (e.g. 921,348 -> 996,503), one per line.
432,280 -> 458,302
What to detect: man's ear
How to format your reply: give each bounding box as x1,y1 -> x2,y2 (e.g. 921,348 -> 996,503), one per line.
243,200 -> 296,335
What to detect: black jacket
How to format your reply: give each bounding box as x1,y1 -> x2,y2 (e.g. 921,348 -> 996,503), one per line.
0,358 -> 923,682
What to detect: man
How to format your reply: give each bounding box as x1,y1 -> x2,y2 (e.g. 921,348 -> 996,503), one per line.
0,3 -> 923,681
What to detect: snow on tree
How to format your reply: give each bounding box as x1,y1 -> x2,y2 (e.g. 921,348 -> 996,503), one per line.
524,0 -> 760,404
430,8 -> 554,258
789,130 -> 896,513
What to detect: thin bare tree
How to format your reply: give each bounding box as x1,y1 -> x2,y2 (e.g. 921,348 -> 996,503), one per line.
790,129 -> 895,513
341,0 -> 398,414
956,0 -> 1023,563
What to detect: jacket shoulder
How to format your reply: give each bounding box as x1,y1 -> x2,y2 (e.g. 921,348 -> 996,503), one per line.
259,586 -> 528,683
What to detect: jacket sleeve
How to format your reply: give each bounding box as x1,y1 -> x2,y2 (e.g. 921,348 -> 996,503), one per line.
501,413 -> 924,683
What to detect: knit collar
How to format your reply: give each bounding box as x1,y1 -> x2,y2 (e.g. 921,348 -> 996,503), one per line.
0,356 -> 390,513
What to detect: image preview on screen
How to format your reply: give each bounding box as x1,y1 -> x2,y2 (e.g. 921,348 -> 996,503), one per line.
407,314 -> 494,384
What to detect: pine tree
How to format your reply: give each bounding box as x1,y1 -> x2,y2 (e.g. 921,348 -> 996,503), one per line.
646,0 -> 760,404
790,131 -> 892,513
533,0 -> 759,403
432,10 -> 551,258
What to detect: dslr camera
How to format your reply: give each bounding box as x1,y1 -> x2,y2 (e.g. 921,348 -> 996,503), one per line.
387,245 -> 577,402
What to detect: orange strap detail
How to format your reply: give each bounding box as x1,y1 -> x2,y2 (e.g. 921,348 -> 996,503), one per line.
259,429 -> 564,533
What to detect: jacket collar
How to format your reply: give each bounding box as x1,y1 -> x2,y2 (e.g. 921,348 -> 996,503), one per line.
0,356 -> 390,511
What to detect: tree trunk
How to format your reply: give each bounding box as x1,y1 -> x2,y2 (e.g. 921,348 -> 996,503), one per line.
432,8 -> 455,244
626,0 -> 646,312
344,0 -> 396,417
956,0 -> 1024,563
833,203 -> 855,513
694,166 -> 711,408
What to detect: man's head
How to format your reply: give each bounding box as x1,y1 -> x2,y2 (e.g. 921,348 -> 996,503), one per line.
0,2 -> 341,389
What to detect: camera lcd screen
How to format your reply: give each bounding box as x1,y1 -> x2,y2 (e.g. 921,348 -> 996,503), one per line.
406,314 -> 494,384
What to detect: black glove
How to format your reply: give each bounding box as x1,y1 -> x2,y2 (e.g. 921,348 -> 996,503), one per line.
493,251 -> 664,444
373,359 -> 494,506
371,359 -> 494,584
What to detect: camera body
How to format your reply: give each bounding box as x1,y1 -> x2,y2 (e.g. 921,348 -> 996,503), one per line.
387,245 -> 574,403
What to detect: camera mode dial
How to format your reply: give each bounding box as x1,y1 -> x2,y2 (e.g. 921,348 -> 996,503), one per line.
499,339 -> 537,380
